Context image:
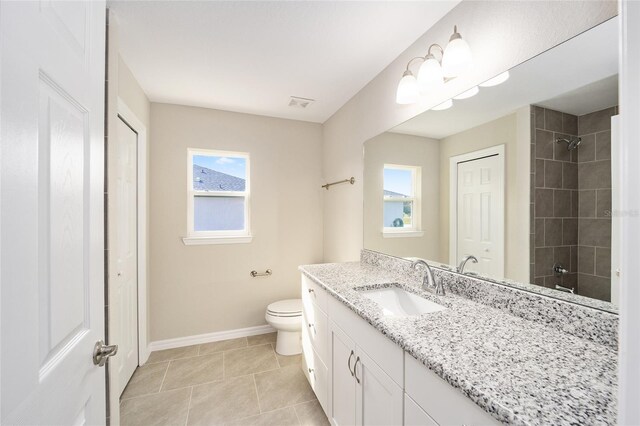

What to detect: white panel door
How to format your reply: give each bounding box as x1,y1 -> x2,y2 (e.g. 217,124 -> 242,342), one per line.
456,155 -> 504,278
111,117 -> 139,395
1,1 -> 107,424
330,322 -> 357,426
354,348 -> 403,426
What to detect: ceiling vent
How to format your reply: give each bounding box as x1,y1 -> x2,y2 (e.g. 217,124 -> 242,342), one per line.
288,96 -> 315,109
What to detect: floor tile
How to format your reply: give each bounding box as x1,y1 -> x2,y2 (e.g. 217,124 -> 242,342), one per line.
274,349 -> 302,368
187,375 -> 260,425
120,387 -> 190,426
199,337 -> 247,355
226,407 -> 299,426
247,332 -> 277,346
162,353 -> 224,390
224,344 -> 278,378
146,345 -> 199,364
254,365 -> 316,412
121,361 -> 169,399
295,400 -> 329,426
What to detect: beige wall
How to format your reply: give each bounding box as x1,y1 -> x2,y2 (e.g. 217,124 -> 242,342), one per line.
149,103 -> 323,341
322,1 -> 617,263
438,108 -> 530,283
363,132 -> 440,261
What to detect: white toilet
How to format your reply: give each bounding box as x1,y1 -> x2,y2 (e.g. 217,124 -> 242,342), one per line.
265,299 -> 302,355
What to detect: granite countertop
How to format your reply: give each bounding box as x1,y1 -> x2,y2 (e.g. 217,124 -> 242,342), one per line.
299,262 -> 617,426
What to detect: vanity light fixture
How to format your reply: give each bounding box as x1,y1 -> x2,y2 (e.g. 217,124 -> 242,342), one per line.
479,71 -> 510,87
453,86 -> 479,100
431,99 -> 453,111
396,25 -> 472,105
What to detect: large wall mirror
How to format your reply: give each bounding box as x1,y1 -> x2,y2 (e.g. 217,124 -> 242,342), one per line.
363,18 -> 619,313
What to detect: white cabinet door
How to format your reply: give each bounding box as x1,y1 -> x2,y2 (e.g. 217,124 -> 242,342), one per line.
404,394 -> 438,426
355,348 -> 403,426
0,1 -> 107,424
330,322 -> 357,426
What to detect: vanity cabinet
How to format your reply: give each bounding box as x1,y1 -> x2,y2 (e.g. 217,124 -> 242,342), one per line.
405,353 -> 500,426
301,273 -> 498,426
329,315 -> 404,426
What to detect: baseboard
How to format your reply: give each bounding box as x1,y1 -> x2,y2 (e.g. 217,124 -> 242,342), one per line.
148,324 -> 276,352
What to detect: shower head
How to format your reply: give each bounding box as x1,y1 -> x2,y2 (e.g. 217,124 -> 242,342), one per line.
556,137 -> 582,151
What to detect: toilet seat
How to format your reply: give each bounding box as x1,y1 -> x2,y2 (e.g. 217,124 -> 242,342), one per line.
266,299 -> 302,318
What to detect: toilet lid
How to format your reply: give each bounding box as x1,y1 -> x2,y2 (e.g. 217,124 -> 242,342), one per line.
267,299 -> 302,317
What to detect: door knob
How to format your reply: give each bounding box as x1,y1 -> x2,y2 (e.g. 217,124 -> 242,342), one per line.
93,340 -> 118,367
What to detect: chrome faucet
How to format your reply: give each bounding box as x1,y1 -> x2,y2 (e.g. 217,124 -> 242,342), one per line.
411,259 -> 445,296
457,255 -> 478,274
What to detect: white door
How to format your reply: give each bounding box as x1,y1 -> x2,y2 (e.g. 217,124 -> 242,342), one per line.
330,322 -> 357,426
110,117 -> 139,395
354,348 -> 403,426
0,1 -> 107,424
456,154 -> 504,278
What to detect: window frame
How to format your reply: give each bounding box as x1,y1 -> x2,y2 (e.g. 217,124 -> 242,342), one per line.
183,148 -> 252,245
382,163 -> 423,237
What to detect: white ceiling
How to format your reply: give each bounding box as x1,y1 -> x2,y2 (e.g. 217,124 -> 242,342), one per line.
109,1 -> 460,123
392,17 -> 618,139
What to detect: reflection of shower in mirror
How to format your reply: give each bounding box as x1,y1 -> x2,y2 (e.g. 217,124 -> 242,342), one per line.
555,136 -> 582,151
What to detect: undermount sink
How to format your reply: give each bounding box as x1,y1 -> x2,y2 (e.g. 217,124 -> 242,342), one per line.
359,286 -> 446,317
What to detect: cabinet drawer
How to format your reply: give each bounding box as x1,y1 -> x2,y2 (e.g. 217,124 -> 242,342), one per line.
302,306 -> 328,362
328,296 -> 404,386
405,353 -> 500,426
302,328 -> 328,413
301,274 -> 327,313
404,394 -> 438,426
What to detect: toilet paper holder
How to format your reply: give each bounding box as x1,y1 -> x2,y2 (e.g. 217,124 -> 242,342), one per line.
250,269 -> 272,277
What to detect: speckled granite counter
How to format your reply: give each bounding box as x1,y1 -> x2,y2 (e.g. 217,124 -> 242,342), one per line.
298,260 -> 617,426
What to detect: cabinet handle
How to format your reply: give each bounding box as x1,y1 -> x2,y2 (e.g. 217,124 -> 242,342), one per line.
354,356 -> 361,384
308,367 -> 314,375
308,289 -> 315,294
347,350 -> 355,377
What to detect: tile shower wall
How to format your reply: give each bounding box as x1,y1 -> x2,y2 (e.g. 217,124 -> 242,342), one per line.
576,106 -> 617,301
530,106 -> 579,292
530,105 -> 617,302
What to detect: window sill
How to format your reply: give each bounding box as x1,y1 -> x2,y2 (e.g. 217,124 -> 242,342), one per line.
182,235 -> 253,245
382,230 -> 424,238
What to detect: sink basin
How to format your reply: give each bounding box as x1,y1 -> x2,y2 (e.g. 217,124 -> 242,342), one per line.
359,286 -> 446,317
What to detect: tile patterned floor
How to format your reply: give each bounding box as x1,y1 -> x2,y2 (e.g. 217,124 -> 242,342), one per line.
120,333 -> 329,426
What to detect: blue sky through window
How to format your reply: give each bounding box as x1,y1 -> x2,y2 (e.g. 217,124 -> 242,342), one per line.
384,168 -> 412,196
194,155 -> 247,179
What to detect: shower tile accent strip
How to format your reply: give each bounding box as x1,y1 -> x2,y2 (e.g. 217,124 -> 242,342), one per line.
360,249 -> 618,348
300,252 -> 617,426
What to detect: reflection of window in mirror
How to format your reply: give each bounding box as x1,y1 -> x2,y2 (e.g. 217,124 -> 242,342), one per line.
383,164 -> 421,234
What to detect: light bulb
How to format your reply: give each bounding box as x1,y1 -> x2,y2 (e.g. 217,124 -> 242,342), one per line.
442,27 -> 472,78
396,71 -> 420,104
453,86 -> 479,100
479,71 -> 510,87
431,99 -> 453,111
417,55 -> 444,94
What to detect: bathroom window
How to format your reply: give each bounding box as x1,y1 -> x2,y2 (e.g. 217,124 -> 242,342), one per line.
383,164 -> 422,237
183,149 -> 251,245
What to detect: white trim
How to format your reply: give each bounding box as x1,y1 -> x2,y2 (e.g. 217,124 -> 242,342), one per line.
117,97 -> 150,365
148,324 -> 276,352
448,145 -> 505,275
618,1 -> 640,423
182,235 -> 253,245
382,231 -> 424,238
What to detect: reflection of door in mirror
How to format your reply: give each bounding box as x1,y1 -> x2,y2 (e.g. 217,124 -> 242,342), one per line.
452,149 -> 504,278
